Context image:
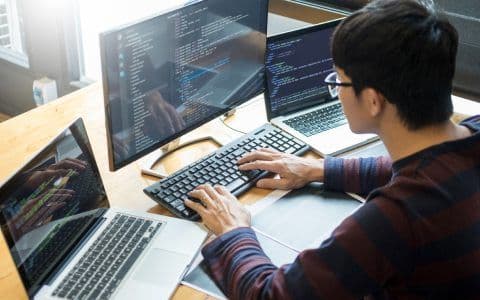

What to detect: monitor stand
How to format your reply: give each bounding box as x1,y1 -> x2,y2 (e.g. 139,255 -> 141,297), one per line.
140,136 -> 223,179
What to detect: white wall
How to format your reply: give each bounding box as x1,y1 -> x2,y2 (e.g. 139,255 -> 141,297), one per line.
0,0 -> 78,115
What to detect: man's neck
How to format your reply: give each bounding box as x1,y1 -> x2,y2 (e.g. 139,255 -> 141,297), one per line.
379,119 -> 471,162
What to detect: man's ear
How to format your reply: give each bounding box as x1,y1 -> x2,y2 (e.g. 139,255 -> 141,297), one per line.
360,87 -> 385,117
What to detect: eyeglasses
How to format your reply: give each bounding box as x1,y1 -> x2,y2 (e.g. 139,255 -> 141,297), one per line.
324,72 -> 353,98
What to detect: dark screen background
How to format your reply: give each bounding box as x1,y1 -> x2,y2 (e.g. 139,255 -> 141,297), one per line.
265,25 -> 336,118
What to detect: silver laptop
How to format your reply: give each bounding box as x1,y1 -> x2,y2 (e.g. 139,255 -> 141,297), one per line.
0,118 -> 207,300
264,20 -> 377,156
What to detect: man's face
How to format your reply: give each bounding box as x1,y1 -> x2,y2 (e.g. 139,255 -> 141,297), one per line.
336,68 -> 374,134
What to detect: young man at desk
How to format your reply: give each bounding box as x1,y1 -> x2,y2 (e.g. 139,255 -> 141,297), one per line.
185,0 -> 480,298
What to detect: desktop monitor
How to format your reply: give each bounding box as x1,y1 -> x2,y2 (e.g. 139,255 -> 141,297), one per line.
100,0 -> 269,171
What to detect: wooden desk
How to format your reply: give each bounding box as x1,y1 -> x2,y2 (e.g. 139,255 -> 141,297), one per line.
0,83 -> 478,299
0,83 -> 274,299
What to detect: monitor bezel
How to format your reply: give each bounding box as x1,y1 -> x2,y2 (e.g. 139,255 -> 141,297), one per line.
100,0 -> 269,171
264,18 -> 344,121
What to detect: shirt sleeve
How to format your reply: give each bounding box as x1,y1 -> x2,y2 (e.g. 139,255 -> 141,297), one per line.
323,156 -> 392,196
460,114 -> 480,130
201,199 -> 412,300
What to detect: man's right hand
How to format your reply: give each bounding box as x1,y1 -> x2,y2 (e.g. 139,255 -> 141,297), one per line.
237,148 -> 325,190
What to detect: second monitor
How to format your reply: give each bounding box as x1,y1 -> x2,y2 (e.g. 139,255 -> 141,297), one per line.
100,0 -> 269,171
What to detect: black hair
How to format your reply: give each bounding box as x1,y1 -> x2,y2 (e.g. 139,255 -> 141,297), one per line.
331,0 -> 458,130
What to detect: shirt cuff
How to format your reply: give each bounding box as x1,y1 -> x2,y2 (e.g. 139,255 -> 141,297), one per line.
323,156 -> 345,191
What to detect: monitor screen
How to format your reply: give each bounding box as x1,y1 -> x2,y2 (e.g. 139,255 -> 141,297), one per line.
265,20 -> 341,119
101,0 -> 268,170
0,119 -> 109,296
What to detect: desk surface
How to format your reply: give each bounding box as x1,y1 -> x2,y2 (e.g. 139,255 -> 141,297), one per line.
0,83 -> 478,299
0,83 -> 277,299
0,84 -> 290,299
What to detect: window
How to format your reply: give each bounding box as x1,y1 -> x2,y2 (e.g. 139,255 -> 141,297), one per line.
0,0 -> 28,67
0,1 -> 12,47
76,0 -> 187,81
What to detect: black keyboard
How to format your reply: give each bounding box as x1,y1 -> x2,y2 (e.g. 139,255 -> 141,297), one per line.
144,123 -> 309,221
284,102 -> 347,137
52,214 -> 161,300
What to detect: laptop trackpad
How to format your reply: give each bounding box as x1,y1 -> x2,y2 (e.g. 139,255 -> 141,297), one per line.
114,249 -> 190,299
132,248 -> 189,285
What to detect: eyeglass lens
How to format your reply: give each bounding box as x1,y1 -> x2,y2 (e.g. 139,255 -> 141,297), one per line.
326,72 -> 338,98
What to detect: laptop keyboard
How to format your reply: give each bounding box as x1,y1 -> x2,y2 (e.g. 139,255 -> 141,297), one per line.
144,123 -> 309,221
52,214 -> 161,299
283,103 -> 347,137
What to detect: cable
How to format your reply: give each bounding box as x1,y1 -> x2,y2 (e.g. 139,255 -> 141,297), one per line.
218,94 -> 263,134
218,116 -> 247,134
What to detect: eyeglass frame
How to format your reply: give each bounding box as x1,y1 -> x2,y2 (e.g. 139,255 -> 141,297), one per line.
324,72 -> 353,98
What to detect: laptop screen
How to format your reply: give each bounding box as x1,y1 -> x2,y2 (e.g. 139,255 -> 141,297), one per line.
0,118 -> 109,296
265,20 -> 342,119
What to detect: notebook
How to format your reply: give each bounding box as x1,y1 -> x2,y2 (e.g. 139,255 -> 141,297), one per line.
264,19 -> 377,156
0,118 -> 207,300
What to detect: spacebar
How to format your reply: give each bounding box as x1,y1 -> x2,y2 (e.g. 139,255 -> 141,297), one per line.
225,177 -> 247,192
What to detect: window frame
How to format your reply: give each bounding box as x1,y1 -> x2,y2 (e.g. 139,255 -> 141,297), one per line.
0,0 -> 29,68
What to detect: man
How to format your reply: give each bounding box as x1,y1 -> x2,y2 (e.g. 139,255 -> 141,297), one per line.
185,0 -> 480,298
